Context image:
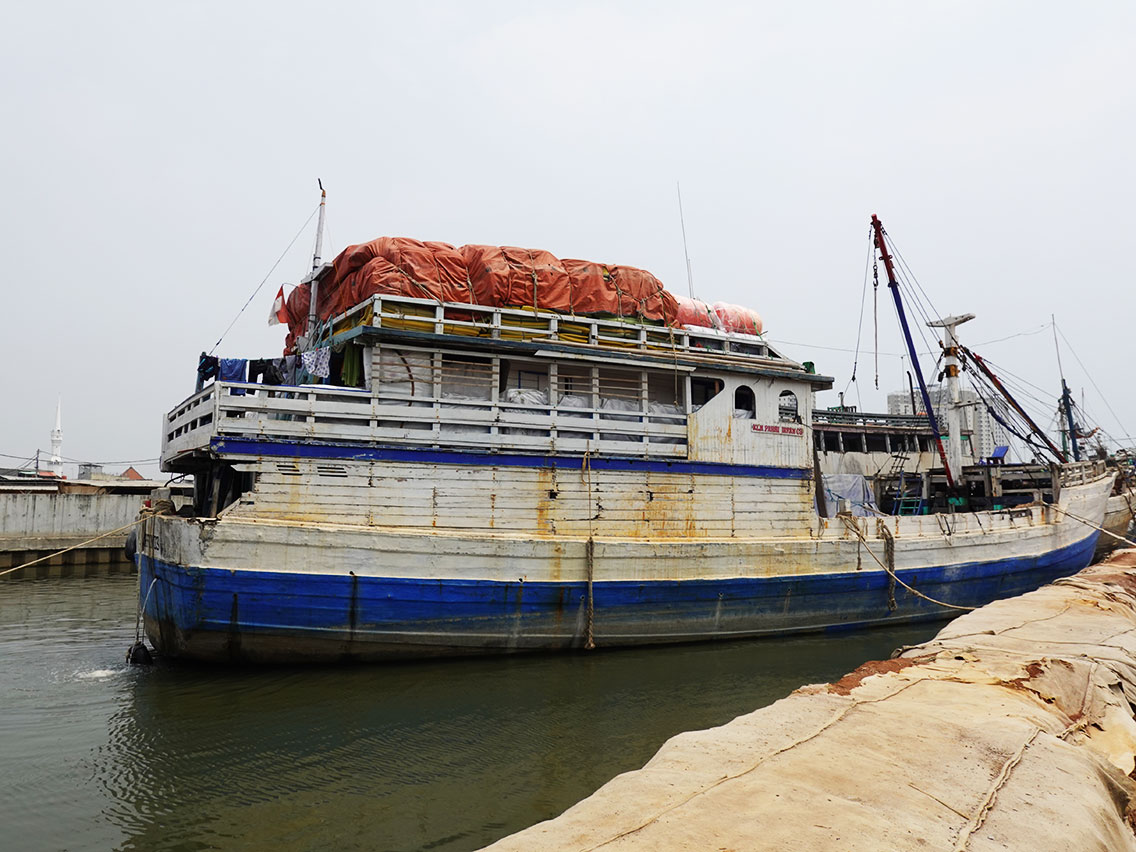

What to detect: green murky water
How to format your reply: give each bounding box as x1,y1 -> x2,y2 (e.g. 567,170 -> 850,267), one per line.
0,575 -> 942,851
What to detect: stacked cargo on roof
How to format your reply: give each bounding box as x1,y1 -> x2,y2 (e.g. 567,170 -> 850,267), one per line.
283,236 -> 763,353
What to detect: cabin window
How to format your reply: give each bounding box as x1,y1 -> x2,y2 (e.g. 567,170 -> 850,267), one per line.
840,432 -> 865,453
733,385 -> 755,419
690,377 -> 723,410
823,431 -> 840,452
778,390 -> 800,422
866,433 -> 889,453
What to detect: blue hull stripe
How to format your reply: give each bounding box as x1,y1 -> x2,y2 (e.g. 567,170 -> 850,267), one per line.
139,532 -> 1098,661
210,437 -> 812,480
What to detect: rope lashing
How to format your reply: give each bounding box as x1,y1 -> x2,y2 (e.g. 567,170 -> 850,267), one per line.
840,516 -> 976,612
1048,502 -> 1134,547
583,448 -> 596,650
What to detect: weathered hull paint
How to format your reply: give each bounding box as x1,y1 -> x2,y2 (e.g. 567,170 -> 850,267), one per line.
1093,490 -> 1135,561
139,532 -> 1099,663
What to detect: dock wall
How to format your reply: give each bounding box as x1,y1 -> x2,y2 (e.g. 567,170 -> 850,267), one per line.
483,553 -> 1136,851
0,492 -> 148,577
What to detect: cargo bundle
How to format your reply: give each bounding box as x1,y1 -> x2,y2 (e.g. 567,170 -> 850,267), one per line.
283,236 -> 761,353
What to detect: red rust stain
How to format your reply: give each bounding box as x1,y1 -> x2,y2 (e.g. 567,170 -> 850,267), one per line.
1104,549 -> 1136,568
825,657 -> 924,696
1081,567 -> 1136,597
1002,661 -> 1049,696
534,467 -> 555,535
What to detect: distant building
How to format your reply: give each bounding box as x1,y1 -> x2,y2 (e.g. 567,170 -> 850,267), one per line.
886,384 -> 1010,460
121,466 -> 145,481
77,463 -> 104,480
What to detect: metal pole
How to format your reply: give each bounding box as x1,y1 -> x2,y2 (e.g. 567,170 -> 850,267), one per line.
871,215 -> 956,490
307,181 -> 326,340
1062,380 -> 1081,462
928,313 -> 975,482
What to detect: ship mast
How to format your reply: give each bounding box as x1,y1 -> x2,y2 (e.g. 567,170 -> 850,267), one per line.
1051,316 -> 1081,462
870,215 -> 956,489
928,313 -> 975,480
306,180 -> 327,341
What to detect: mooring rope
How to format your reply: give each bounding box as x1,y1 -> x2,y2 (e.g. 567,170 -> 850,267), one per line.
1048,502 -> 1134,547
0,500 -> 178,580
0,517 -> 148,579
840,516 -> 976,612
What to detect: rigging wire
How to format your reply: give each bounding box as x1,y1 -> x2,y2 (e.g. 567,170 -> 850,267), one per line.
975,324 -> 1050,347
845,231 -> 873,396
0,451 -> 38,467
1055,323 -> 1134,445
207,203 -> 321,356
873,253 -> 879,390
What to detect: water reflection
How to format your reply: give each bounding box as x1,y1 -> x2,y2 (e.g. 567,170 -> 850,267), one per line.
2,576 -> 944,852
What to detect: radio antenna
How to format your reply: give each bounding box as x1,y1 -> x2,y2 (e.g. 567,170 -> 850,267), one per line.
676,182 -> 695,299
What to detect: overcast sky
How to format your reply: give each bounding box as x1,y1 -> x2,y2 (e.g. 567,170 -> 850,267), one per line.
3,2 -> 1133,477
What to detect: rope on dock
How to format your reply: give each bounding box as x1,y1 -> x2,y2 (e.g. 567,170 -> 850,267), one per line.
0,501 -> 177,579
840,516 -> 976,612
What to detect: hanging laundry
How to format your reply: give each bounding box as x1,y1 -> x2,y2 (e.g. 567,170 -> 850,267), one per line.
279,355 -> 298,385
219,358 -> 248,395
196,352 -> 220,393
248,359 -> 269,383
301,347 -> 330,379
249,359 -> 284,385
341,345 -> 363,388
263,361 -> 284,385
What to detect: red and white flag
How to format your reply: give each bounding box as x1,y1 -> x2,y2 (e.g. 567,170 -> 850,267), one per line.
268,286 -> 288,326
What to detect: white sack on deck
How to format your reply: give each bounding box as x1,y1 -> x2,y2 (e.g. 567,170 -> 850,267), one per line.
503,388 -> 549,437
480,554 -> 1136,852
376,349 -> 433,398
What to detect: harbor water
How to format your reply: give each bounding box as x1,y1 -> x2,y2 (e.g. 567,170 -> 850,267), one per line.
1,573 -> 942,852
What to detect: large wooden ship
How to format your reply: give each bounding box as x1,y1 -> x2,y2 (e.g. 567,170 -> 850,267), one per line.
136,213 -> 1113,661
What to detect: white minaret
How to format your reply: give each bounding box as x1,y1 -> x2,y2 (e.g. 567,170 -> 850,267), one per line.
50,397 -> 63,477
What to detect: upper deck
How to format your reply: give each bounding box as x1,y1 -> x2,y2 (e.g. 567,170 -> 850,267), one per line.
162,293 -> 832,473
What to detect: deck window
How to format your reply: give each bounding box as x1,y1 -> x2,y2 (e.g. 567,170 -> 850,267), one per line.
866,433 -> 889,453
734,385 -> 755,419
778,390 -> 800,422
691,377 -> 723,410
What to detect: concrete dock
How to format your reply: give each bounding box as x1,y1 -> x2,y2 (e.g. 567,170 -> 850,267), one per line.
0,481 -> 190,578
0,492 -> 144,577
483,552 -> 1136,851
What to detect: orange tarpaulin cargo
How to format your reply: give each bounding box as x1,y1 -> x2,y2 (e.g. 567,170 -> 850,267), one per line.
674,295 -> 720,329
279,235 -> 755,354
462,245 -> 574,313
712,301 -> 763,336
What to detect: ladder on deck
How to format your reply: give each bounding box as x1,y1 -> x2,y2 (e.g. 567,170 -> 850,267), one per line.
886,453 -> 925,516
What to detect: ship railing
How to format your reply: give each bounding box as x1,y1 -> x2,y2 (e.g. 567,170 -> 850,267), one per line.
161,381 -> 689,467
162,385 -> 218,459
1058,460 -> 1107,488
328,294 -> 784,365
812,410 -> 931,430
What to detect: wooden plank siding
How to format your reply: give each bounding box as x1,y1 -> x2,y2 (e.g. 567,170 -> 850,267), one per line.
223,461 -> 816,539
